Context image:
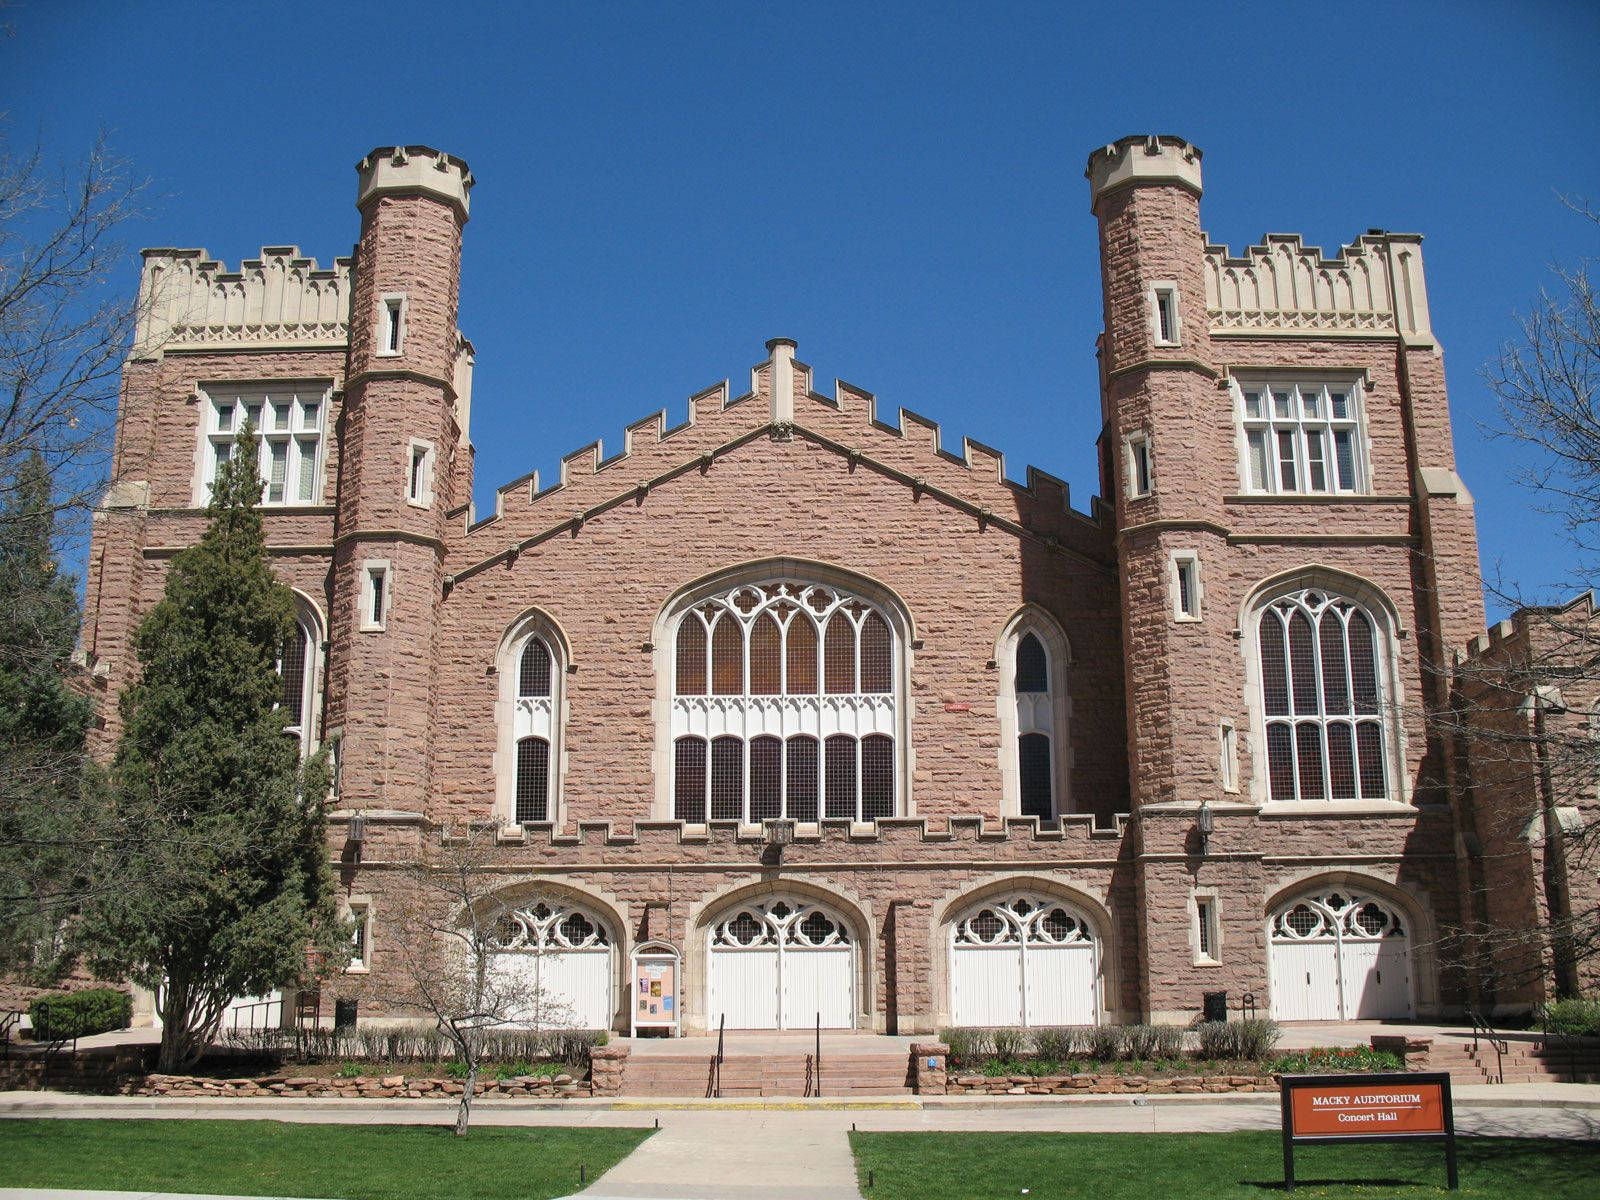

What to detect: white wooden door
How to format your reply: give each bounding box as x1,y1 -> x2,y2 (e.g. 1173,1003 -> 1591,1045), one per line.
782,945 -> 854,1029
951,944 -> 1024,1027
708,947 -> 780,1029
1023,943 -> 1097,1026
1270,941 -> 1341,1021
1341,939 -> 1412,1020
539,950 -> 614,1029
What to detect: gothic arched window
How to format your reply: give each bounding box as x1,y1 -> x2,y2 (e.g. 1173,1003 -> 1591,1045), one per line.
497,616 -> 567,826
278,616 -> 317,753
1254,587 -> 1391,802
669,577 -> 904,823
999,615 -> 1070,818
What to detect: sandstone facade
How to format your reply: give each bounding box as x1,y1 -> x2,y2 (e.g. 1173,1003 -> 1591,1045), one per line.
78,136 -> 1559,1035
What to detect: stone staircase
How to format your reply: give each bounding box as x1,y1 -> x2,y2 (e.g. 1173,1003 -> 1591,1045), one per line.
1424,1039 -> 1600,1084
623,1050 -> 913,1098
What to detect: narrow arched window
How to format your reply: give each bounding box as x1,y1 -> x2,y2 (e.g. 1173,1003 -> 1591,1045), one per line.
501,622 -> 565,826
1256,588 -> 1389,802
1007,624 -> 1065,818
668,578 -> 902,822
277,615 -> 318,754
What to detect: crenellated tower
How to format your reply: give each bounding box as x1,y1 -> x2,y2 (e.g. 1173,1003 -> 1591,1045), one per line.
325,146 -> 474,818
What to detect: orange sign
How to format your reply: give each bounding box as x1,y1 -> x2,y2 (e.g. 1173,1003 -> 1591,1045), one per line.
1290,1080 -> 1447,1137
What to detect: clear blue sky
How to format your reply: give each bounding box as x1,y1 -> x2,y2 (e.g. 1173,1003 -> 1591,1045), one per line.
6,1 -> 1597,620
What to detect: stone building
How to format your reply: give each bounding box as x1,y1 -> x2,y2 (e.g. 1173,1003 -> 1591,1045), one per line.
80,134 -> 1526,1033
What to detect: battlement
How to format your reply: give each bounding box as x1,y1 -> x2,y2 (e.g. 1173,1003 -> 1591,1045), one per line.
1085,134 -> 1203,209
1203,231 -> 1433,342
1456,590 -> 1599,669
355,145 -> 473,219
132,245 -> 352,358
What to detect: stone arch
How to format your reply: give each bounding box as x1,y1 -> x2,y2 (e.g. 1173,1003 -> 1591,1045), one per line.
1264,868 -> 1440,1016
930,872 -> 1121,1028
994,605 -> 1075,818
685,874 -> 876,1034
1237,565 -> 1410,807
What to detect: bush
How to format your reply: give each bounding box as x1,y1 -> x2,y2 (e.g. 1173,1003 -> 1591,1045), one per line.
213,1024 -> 609,1070
1269,1046 -> 1404,1074
1085,1024 -> 1124,1061
1539,998 -> 1600,1038
28,988 -> 132,1041
990,1028 -> 1026,1060
940,1028 -> 990,1067
1030,1027 -> 1081,1061
1123,1024 -> 1184,1061
1195,1018 -> 1281,1062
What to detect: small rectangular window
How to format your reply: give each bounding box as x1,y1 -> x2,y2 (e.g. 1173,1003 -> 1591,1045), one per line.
348,902 -> 370,971
1220,720 -> 1238,792
1153,285 -> 1180,346
1196,897 -> 1218,963
1126,433 -> 1152,499
379,295 -> 405,356
361,563 -> 390,632
406,440 -> 434,507
1173,554 -> 1200,620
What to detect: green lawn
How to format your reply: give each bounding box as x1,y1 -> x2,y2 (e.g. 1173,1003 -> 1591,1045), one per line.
0,1119 -> 653,1200
850,1131 -> 1600,1199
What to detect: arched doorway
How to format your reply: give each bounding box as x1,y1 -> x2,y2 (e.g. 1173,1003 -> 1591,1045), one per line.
1269,889 -> 1413,1020
488,897 -> 616,1030
705,896 -> 856,1030
948,892 -> 1100,1027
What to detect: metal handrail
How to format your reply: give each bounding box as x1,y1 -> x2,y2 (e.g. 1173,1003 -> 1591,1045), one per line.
1467,1005 -> 1507,1083
712,1014 -> 725,1099
814,1013 -> 821,1098
227,997 -> 283,1033
1,1010 -> 22,1061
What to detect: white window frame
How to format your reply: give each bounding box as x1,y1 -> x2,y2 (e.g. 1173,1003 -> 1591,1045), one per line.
406,438 -> 435,508
195,381 -> 330,508
995,608 -> 1074,820
1192,892 -> 1221,966
1219,718 -> 1239,793
1233,377 -> 1369,496
345,898 -> 373,973
277,593 -> 325,758
325,725 -> 344,800
1150,281 -> 1181,348
377,293 -> 407,357
494,612 -> 569,828
1124,432 -> 1153,499
359,560 -> 391,633
653,566 -> 913,826
1243,579 -> 1408,808
1170,551 -> 1201,621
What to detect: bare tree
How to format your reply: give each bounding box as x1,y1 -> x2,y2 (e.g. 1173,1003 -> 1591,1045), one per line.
376,824 -> 573,1136
1447,201 -> 1600,1008
0,128 -> 146,546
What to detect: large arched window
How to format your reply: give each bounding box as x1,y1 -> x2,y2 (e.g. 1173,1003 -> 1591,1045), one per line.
496,613 -> 567,826
669,577 -> 903,823
996,610 -> 1071,818
1253,587 -> 1390,802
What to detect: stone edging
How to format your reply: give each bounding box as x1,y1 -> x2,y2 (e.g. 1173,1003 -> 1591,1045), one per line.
135,1073 -> 591,1099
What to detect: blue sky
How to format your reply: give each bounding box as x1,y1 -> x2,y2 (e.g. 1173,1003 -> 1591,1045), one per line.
5,1 -> 1597,619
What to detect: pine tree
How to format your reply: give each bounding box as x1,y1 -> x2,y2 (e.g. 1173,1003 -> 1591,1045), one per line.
0,453 -> 95,980
79,431 -> 343,1070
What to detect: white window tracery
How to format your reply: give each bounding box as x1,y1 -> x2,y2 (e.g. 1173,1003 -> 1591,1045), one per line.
1255,587 -> 1391,803
950,894 -> 1094,947
515,637 -> 555,823
489,899 -> 612,952
496,615 -> 566,827
997,611 -> 1071,819
708,898 -> 853,949
1270,890 -> 1406,943
671,579 -> 901,823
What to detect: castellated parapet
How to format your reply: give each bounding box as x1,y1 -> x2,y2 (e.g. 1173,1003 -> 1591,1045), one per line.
355,145 -> 474,220
1084,134 -> 1203,208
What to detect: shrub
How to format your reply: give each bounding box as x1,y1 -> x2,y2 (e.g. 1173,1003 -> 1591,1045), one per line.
990,1027 -> 1026,1060
940,1028 -> 990,1067
1031,1027 -> 1080,1061
335,1061 -> 364,1078
1539,998 -> 1600,1038
1123,1024 -> 1184,1060
28,988 -> 132,1041
1195,1018 -> 1281,1061
1085,1024 -> 1124,1061
1270,1047 -> 1403,1074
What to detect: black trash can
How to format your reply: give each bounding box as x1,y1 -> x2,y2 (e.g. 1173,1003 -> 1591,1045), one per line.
1202,990 -> 1228,1023
333,998 -> 358,1030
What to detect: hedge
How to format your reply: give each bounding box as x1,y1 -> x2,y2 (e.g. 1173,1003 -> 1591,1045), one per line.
28,988 -> 132,1041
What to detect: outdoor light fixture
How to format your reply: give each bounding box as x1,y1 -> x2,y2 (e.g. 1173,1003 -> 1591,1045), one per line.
764,818 -> 795,865
348,811 -> 367,861
1196,800 -> 1214,857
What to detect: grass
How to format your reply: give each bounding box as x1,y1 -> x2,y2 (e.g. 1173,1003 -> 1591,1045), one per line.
850,1131 -> 1600,1199
0,1119 -> 653,1200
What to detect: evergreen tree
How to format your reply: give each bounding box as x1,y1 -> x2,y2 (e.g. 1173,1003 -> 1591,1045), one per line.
79,431 -> 343,1070
0,453 -> 95,980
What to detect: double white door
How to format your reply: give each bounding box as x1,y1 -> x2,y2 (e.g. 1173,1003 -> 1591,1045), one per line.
1271,937 -> 1410,1021
950,941 -> 1097,1027
492,949 -> 613,1029
707,944 -> 854,1029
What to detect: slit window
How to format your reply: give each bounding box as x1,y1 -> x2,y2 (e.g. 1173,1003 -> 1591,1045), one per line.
1173,553 -> 1200,620
406,440 -> 434,507
361,563 -> 389,631
380,296 -> 405,355
1195,896 -> 1218,963
1152,284 -> 1180,347
1126,433 -> 1152,499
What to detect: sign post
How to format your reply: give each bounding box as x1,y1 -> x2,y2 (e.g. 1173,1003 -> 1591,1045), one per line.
1280,1071 -> 1457,1192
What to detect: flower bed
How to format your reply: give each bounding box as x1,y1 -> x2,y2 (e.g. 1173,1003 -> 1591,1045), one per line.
944,1071 -> 1274,1096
